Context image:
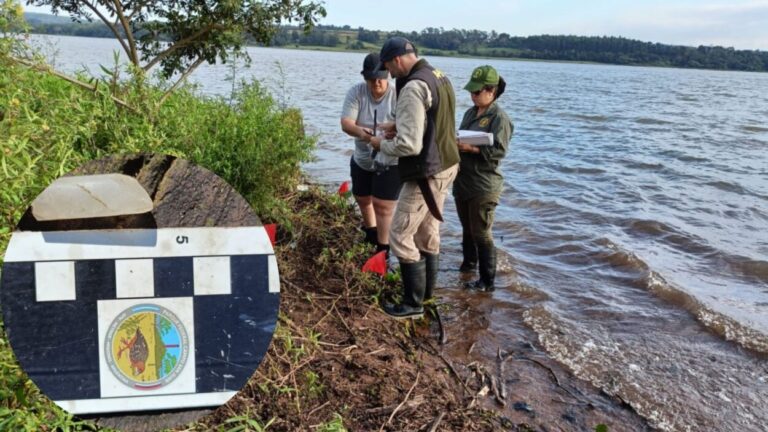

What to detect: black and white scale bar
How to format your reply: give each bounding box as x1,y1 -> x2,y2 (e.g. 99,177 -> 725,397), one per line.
4,227 -> 280,299
0,226 -> 280,414
4,226 -> 274,262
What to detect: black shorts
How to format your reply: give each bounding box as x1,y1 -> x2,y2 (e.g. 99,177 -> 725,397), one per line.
349,157 -> 402,201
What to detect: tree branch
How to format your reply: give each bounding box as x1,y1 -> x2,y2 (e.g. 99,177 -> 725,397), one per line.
112,0 -> 139,65
80,0 -> 131,61
379,372 -> 420,432
126,0 -> 150,20
9,56 -> 135,112
142,24 -> 218,72
158,57 -> 205,105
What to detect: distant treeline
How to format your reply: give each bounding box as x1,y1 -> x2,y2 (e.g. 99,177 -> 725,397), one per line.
24,13 -> 768,72
30,20 -> 116,38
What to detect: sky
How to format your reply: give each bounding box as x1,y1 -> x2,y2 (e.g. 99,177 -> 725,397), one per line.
317,0 -> 768,50
23,0 -> 768,50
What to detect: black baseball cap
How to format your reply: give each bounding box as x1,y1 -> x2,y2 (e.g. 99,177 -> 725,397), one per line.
376,37 -> 417,70
361,53 -> 389,80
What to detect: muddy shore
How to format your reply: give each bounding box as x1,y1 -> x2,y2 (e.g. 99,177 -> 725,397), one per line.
194,186 -> 654,432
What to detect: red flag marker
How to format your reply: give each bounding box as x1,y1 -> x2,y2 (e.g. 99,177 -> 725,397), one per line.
362,250 -> 387,276
337,181 -> 351,197
264,223 -> 277,246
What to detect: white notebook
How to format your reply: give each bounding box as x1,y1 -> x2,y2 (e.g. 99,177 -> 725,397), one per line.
457,130 -> 493,146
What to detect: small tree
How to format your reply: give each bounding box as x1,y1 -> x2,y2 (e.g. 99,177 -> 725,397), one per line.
21,0 -> 326,99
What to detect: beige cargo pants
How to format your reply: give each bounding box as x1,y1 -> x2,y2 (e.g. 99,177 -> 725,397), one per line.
390,164 -> 459,263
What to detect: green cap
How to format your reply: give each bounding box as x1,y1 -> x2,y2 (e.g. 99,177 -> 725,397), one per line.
463,65 -> 499,92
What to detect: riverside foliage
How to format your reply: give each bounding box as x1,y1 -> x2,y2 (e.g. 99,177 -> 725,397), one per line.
1,4 -> 318,428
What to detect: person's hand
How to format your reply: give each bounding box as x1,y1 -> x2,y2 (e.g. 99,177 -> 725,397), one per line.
457,141 -> 479,153
359,127 -> 374,140
376,122 -> 397,134
376,122 -> 397,139
369,136 -> 382,151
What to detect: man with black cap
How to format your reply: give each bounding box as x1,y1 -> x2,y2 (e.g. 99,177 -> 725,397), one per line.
369,37 -> 460,319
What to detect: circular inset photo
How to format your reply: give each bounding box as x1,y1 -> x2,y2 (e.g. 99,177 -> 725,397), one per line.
0,154 -> 280,430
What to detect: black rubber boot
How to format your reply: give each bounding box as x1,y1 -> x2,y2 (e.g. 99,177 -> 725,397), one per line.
376,243 -> 390,260
421,251 -> 439,300
465,243 -> 496,292
459,239 -> 477,272
383,258 -> 426,319
363,226 -> 378,246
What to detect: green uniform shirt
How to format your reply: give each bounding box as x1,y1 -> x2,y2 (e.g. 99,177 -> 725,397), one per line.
452,102 -> 514,200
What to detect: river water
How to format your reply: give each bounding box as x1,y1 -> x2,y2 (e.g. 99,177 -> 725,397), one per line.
29,34 -> 768,431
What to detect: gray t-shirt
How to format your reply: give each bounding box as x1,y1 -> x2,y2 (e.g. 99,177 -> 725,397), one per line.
341,82 -> 397,171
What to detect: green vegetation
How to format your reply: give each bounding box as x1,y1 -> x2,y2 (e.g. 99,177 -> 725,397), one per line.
316,413 -> 346,432
223,414 -> 276,432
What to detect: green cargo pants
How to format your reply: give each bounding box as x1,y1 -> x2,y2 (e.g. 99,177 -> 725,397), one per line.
455,194 -> 498,246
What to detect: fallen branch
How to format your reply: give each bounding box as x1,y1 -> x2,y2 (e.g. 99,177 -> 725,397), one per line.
490,374 -> 505,406
333,302 -> 355,339
312,296 -> 342,329
307,400 -> 330,417
514,356 -> 583,402
427,412 -> 445,432
158,57 -> 205,105
427,304 -> 447,345
275,356 -> 316,387
515,356 -> 560,385
380,371 -> 420,432
365,394 -> 425,416
284,279 -> 365,300
499,356 -> 510,400
422,341 -> 472,395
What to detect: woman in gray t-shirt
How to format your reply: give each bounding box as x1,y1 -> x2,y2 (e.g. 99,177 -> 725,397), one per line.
340,53 -> 399,254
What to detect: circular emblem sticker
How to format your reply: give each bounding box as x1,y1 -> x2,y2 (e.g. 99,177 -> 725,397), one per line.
105,304 -> 189,390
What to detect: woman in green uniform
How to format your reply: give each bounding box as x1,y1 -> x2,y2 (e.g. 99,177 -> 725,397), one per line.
453,65 -> 514,292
